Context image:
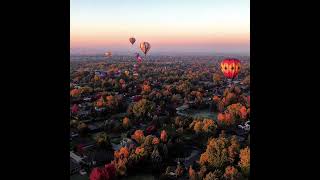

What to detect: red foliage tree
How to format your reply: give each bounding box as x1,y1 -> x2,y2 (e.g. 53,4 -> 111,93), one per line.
90,167 -> 109,180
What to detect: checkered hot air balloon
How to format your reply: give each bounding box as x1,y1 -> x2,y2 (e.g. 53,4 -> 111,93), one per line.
220,58 -> 241,79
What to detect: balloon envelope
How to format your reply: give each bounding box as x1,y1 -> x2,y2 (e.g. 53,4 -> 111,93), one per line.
71,104 -> 79,114
129,37 -> 136,45
105,52 -> 112,57
135,53 -> 143,64
140,42 -> 151,55
220,58 -> 241,79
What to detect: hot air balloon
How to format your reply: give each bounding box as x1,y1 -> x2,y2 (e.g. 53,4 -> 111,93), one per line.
220,58 -> 241,79
71,104 -> 79,114
124,70 -> 130,76
140,42 -> 151,56
105,51 -> 112,57
135,53 -> 143,64
129,37 -> 136,45
134,63 -> 140,71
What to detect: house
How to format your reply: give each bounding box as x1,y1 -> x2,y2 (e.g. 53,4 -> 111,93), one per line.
83,148 -> 114,167
72,136 -> 96,152
77,110 -> 92,119
176,104 -> 189,111
83,97 -> 91,102
70,157 -> 81,175
176,111 -> 188,117
87,123 -> 101,133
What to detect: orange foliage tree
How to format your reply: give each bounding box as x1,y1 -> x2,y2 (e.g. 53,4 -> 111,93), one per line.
203,170 -> 221,180
189,118 -> 217,134
223,166 -> 241,180
238,146 -> 250,176
114,147 -> 129,159
142,84 -> 152,94
188,166 -> 199,180
131,130 -> 145,144
70,89 -> 81,97
199,135 -> 240,169
122,117 -> 131,129
152,137 -> 160,145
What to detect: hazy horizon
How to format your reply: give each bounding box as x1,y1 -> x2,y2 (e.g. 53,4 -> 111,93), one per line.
71,0 -> 250,55
70,47 -> 250,56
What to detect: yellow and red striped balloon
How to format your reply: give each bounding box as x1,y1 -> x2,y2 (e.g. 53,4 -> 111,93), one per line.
220,59 -> 241,79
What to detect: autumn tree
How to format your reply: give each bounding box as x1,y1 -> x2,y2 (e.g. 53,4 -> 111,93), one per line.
95,132 -> 111,148
152,137 -> 160,145
217,113 -> 234,127
223,166 -> 241,180
70,119 -> 79,129
213,95 -> 220,104
142,135 -> 155,154
89,167 -> 109,180
238,147 -> 250,176
114,158 -> 127,176
160,130 -> 167,143
175,162 -> 184,177
142,84 -> 151,94
132,99 -> 155,119
122,117 -> 131,129
176,81 -> 191,95
239,106 -> 248,120
171,94 -> 182,104
189,166 -> 199,180
203,119 -> 217,134
151,147 -> 162,168
131,130 -> 145,144
217,101 -> 225,112
70,88 -> 81,97
213,73 -> 222,85
77,122 -> 89,137
194,120 -> 203,134
174,116 -> 184,128
199,135 -> 239,169
203,170 -> 221,180
80,86 -> 93,94
227,135 -> 240,163
242,75 -> 250,86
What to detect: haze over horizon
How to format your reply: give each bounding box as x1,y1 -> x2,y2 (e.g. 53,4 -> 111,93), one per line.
71,0 -> 250,55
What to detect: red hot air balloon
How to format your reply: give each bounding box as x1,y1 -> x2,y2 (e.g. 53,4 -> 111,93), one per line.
140,42 -> 151,56
220,58 -> 241,79
129,37 -> 136,45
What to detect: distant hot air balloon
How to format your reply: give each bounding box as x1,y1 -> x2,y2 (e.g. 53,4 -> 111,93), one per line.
135,53 -> 143,64
99,72 -> 106,78
124,70 -> 130,76
71,104 -> 79,114
220,58 -> 241,79
105,51 -> 112,57
140,42 -> 151,56
129,37 -> 136,45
